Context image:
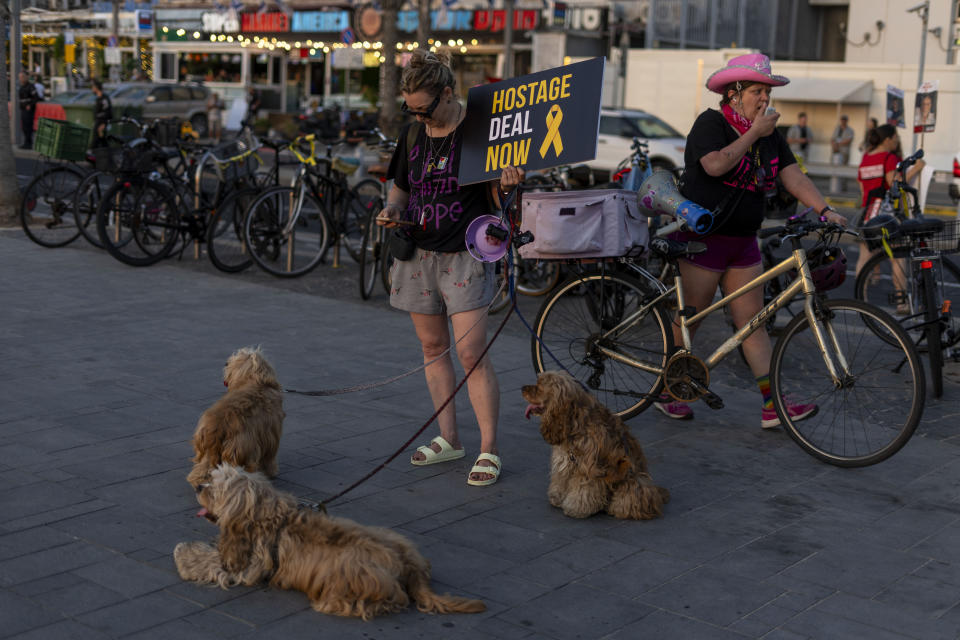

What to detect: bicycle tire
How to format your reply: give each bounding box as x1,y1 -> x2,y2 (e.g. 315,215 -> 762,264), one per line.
95,178 -> 181,266
206,187 -> 257,273
359,212 -> 383,299
771,297 -> 925,467
531,271 -> 672,419
515,259 -> 561,296
73,170 -> 114,248
243,186 -> 331,278
854,248 -> 913,347
20,165 -> 86,248
921,266 -> 943,398
342,178 -> 383,264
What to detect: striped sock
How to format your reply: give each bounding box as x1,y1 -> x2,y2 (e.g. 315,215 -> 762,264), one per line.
756,374 -> 773,410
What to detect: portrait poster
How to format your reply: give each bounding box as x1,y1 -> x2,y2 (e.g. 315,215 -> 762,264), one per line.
458,57 -> 604,185
913,80 -> 938,134
886,85 -> 905,129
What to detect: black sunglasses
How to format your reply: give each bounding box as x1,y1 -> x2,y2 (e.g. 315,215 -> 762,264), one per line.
401,93 -> 442,118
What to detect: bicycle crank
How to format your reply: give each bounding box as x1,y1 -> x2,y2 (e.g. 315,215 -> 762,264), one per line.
662,351 -> 723,409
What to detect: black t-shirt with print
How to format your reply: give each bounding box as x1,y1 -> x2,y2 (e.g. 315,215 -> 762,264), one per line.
680,109 -> 796,237
387,121 -> 491,252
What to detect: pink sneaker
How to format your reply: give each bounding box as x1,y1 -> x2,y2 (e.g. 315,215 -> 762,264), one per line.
761,400 -> 818,429
653,395 -> 694,420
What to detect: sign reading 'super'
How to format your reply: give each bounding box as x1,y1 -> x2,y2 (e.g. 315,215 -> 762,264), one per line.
458,57 -> 604,185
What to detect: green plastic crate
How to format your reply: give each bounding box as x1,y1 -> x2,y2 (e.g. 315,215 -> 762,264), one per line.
34,118 -> 92,161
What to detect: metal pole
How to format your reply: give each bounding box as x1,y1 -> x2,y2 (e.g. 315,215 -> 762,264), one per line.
912,0 -> 929,154
947,0 -> 959,65
11,0 -> 21,146
645,0 -> 656,49
503,0 -> 515,79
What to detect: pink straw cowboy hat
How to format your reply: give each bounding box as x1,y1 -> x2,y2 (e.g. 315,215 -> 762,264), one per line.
706,53 -> 790,94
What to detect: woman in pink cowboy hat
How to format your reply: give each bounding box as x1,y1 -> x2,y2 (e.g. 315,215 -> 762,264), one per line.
653,53 -> 847,428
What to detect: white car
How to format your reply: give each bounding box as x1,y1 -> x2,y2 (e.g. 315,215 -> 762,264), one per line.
587,109 -> 687,177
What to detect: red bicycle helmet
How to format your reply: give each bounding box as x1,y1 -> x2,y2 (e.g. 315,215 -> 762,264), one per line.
807,245 -> 847,292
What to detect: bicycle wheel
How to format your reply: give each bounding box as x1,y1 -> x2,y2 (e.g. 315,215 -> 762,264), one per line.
359,213 -> 383,299
342,178 -> 383,263
771,298 -> 925,467
20,165 -> 85,248
95,179 -> 181,266
206,188 -> 257,273
515,258 -> 561,296
920,266 -> 943,398
243,186 -> 331,277
73,170 -> 114,248
854,248 -> 913,347
531,271 -> 673,419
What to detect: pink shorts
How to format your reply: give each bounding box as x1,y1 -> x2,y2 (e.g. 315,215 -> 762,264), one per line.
670,232 -> 762,273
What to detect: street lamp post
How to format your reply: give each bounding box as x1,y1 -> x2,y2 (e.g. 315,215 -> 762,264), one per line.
909,0 -> 930,153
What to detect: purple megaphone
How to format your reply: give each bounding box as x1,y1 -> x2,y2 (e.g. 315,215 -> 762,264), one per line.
465,215 -> 509,262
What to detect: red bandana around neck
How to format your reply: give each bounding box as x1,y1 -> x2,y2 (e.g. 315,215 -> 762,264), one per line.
722,103 -> 753,136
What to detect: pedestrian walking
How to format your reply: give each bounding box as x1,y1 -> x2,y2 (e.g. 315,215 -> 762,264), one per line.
18,71 -> 39,149
92,79 -> 113,149
829,115 -> 854,192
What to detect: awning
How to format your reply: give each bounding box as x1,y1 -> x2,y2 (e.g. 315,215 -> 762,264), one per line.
773,77 -> 873,104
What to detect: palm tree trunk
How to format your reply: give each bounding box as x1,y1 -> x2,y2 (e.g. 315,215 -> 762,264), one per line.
0,5 -> 21,225
417,0 -> 430,48
379,0 -> 402,139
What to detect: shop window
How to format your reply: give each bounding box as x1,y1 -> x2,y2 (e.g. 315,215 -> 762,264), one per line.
271,57 -> 282,85
159,53 -> 176,81
149,87 -> 172,102
179,52 -> 242,83
252,54 -> 270,85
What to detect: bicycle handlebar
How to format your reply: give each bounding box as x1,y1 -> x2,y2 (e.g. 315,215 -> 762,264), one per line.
897,148 -> 924,173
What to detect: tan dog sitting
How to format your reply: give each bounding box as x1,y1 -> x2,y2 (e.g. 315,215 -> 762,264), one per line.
174,465 -> 486,620
522,371 -> 669,520
186,347 -> 284,488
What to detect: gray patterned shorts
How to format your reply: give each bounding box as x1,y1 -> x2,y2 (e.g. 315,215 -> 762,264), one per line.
389,248 -> 495,315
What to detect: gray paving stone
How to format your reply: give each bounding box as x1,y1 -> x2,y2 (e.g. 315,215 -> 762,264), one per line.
779,539 -> 928,599
495,582 -> 653,639
639,565 -> 784,627
40,579 -> 128,617
72,554 -> 181,599
6,620 -> 111,640
75,590 -> 204,637
0,526 -> 78,561
0,541 -> 117,587
211,587 -> 310,625
0,589 -> 65,637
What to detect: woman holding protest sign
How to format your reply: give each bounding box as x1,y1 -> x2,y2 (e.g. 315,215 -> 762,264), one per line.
653,53 -> 846,428
376,49 -> 524,487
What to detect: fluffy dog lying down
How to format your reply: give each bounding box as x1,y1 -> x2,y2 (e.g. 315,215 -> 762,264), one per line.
522,371 -> 670,520
187,347 -> 285,488
174,465 -> 486,620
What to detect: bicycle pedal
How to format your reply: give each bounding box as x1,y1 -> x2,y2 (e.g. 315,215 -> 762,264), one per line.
702,392 -> 724,410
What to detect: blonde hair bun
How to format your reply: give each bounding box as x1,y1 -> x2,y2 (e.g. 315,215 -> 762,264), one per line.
401,48 -> 456,95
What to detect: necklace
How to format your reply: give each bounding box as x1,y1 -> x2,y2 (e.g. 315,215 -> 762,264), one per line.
425,103 -> 462,175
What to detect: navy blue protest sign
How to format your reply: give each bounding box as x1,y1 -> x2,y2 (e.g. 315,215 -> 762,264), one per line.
458,57 -> 604,185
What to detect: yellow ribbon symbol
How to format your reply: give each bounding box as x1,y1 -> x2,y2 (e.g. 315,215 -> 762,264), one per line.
539,104 -> 564,159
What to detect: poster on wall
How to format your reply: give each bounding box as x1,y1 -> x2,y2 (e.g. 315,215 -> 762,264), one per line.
913,80 -> 938,134
458,57 -> 605,186
886,85 -> 905,129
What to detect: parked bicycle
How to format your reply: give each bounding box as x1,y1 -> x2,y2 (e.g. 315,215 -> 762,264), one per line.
854,149 -> 960,398
530,209 -> 925,467
242,131 -> 384,278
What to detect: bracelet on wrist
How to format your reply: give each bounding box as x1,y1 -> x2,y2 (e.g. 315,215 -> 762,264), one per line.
819,205 -> 836,217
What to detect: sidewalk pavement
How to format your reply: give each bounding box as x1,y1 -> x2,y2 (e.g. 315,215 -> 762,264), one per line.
2,229 -> 960,640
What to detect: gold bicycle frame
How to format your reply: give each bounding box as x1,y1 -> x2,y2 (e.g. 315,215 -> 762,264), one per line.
591,246 -> 851,386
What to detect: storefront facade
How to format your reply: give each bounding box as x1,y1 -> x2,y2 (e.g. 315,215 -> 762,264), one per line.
152,3 -> 609,114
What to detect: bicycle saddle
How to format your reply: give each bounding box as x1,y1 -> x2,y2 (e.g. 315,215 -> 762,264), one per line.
899,216 -> 944,237
649,237 -> 707,259
261,137 -> 289,150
